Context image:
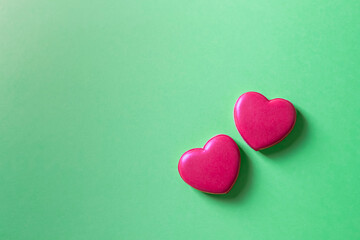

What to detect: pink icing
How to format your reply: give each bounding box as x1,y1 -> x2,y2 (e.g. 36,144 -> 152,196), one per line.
178,135 -> 241,194
234,92 -> 296,151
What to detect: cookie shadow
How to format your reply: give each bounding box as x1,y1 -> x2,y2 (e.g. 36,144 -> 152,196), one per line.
203,145 -> 252,202
260,109 -> 307,157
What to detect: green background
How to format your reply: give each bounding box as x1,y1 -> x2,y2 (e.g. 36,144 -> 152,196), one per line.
1,0 -> 359,239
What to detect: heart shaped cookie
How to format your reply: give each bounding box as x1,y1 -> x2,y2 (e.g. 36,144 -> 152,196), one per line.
178,135 -> 240,194
234,92 -> 296,151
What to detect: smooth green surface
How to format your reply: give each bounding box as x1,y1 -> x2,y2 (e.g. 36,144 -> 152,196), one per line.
1,0 -> 360,239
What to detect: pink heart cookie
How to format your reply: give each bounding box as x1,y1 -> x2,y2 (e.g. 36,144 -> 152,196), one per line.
178,135 -> 241,194
234,92 -> 296,151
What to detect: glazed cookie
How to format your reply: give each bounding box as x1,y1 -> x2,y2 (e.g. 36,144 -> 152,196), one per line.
178,135 -> 241,194
234,92 -> 296,151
